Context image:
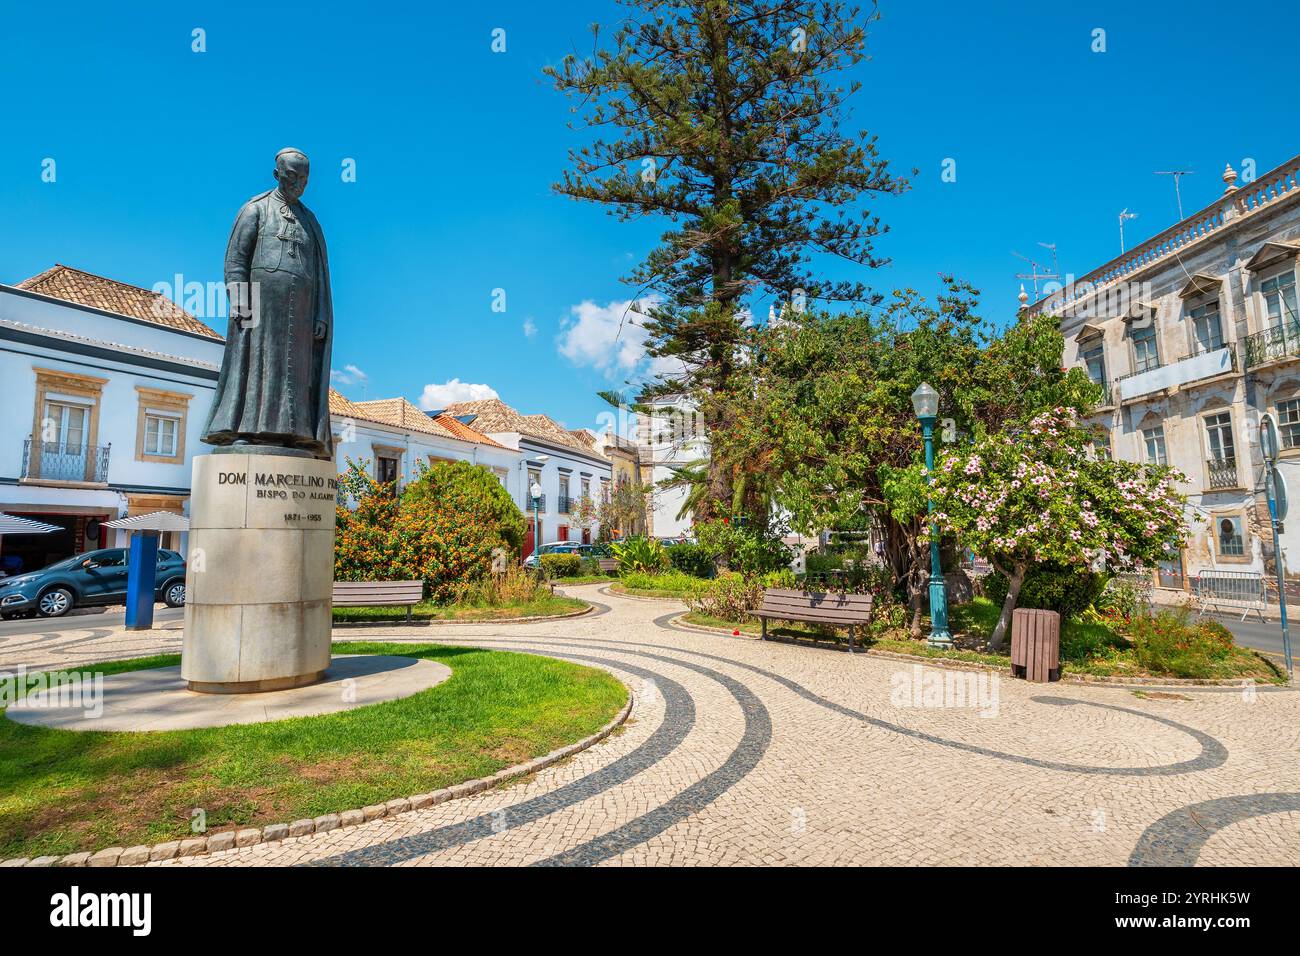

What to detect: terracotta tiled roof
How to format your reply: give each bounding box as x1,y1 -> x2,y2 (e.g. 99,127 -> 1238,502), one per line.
351,397 -> 505,448
356,398 -> 456,437
442,398 -> 607,457
430,413 -> 506,448
14,264 -> 222,339
328,388 -> 368,418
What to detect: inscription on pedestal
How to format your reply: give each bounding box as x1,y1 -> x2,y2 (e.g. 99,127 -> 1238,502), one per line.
184,453 -> 336,693
192,457 -> 338,531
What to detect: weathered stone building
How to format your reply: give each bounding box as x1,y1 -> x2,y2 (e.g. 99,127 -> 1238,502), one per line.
1024,154 -> 1300,593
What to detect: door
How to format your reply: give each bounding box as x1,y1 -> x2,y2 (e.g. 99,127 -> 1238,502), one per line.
78,549 -> 129,600
557,525 -> 568,542
41,400 -> 89,480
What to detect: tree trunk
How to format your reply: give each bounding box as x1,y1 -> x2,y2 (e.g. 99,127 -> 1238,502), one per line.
989,563 -> 1026,653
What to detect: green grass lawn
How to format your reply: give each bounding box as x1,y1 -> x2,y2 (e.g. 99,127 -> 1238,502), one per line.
332,592 -> 587,622
549,574 -> 617,586
683,597 -> 1284,682
0,642 -> 627,859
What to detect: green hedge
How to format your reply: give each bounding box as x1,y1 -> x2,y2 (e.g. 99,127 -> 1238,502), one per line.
666,542 -> 714,578
539,553 -> 582,578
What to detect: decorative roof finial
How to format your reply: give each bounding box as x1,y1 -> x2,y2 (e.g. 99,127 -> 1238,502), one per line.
1018,283 -> 1029,309
1223,162 -> 1239,193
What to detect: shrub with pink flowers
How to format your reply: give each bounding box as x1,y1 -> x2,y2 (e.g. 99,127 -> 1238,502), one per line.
926,407 -> 1191,650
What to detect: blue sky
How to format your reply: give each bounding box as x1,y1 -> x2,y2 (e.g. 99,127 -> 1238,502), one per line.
1,0 -> 1294,433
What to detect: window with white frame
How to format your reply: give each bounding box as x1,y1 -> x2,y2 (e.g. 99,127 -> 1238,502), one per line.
1278,398 -> 1300,450
1131,324 -> 1160,373
1203,411 -> 1235,463
143,412 -> 179,457
1261,269 -> 1298,328
1188,299 -> 1223,353
43,399 -> 89,454
1081,340 -> 1107,385
1141,425 -> 1168,466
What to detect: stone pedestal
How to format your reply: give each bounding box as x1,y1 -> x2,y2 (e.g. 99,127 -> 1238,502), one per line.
182,452 -> 337,693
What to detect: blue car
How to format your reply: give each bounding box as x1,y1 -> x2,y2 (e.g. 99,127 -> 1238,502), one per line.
0,547 -> 188,619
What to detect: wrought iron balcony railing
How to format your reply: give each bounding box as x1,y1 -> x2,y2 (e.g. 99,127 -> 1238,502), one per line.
557,494 -> 574,514
1242,321 -> 1300,369
1206,457 -> 1239,490
524,493 -> 546,512
22,438 -> 111,483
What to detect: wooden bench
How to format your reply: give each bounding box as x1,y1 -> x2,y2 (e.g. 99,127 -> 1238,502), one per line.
751,588 -> 874,653
597,558 -> 619,574
332,580 -> 424,623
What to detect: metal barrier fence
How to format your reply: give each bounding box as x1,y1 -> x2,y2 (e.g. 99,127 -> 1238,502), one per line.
1192,571 -> 1267,622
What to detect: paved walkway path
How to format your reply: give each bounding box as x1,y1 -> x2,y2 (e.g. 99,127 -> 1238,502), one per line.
3,585 -> 1298,866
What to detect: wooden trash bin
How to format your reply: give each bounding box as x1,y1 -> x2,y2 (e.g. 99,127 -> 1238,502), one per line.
1010,608 -> 1060,682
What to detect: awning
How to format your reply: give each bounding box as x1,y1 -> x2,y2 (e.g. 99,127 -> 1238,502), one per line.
104,512 -> 190,532
0,513 -> 62,535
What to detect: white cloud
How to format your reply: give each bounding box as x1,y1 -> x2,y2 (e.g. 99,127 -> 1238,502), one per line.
557,296 -> 659,376
417,378 -> 499,410
330,364 -> 368,387
522,317 -> 537,338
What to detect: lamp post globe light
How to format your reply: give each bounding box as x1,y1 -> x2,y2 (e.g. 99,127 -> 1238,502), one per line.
911,382 -> 952,649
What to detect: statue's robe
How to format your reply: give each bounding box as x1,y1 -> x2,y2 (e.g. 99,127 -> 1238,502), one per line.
201,188 -> 334,458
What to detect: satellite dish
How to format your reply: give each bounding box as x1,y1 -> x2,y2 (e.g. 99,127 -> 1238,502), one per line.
1260,413 -> 1280,463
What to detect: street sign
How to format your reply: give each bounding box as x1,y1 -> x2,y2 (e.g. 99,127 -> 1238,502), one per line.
1260,413 -> 1280,463
1267,467 -> 1289,523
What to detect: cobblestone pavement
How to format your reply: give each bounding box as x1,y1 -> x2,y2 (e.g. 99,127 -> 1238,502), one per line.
3,585 -> 1298,867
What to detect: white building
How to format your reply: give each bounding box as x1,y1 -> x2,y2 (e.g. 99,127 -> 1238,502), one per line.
0,265 -> 224,572
1026,153 -> 1300,592
439,398 -> 612,554
0,264 -> 528,575
328,392 -> 522,494
636,393 -> 706,540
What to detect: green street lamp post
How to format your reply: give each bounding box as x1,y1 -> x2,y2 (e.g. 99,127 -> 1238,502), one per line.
912,382 -> 953,649
530,480 -> 543,562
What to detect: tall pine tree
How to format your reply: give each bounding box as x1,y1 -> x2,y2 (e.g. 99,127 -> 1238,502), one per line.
548,0 -> 906,519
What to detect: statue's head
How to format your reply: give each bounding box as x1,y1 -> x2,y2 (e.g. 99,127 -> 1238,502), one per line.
273,148 -> 310,201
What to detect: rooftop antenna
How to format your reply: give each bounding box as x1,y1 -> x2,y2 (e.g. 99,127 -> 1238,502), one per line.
1155,169 -> 1194,219
1013,241 -> 1060,297
1119,208 -> 1139,254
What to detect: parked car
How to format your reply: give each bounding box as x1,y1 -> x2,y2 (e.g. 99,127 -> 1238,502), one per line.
0,548 -> 187,618
577,543 -> 612,558
522,541 -> 584,569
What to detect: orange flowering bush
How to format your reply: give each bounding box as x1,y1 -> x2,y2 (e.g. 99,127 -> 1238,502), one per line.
335,458 -> 526,603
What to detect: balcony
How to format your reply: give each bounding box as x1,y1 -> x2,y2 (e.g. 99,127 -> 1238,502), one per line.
1241,321 -> 1300,369
523,493 -> 546,512
21,439 -> 111,484
1114,347 -> 1236,402
1205,458 -> 1239,490
557,494 -> 574,514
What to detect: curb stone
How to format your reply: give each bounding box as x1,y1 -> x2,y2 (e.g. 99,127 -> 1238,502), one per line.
331,603 -> 594,629
7,682 -> 634,868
